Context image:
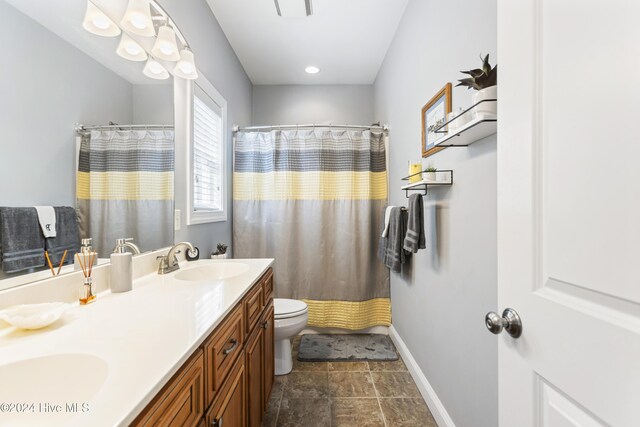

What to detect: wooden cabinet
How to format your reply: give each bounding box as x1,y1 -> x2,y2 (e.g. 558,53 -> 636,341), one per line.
262,269 -> 274,303
245,279 -> 275,427
206,354 -> 246,427
132,352 -> 205,427
246,316 -> 264,427
243,282 -> 264,336
133,268 -> 274,427
204,304 -> 244,406
261,302 -> 275,410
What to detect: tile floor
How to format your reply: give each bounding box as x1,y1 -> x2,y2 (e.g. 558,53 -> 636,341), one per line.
262,336 -> 439,427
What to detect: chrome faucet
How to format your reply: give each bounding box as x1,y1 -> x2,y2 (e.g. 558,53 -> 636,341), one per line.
157,242 -> 196,275
112,238 -> 141,255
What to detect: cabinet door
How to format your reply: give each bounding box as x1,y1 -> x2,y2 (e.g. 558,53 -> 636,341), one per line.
245,318 -> 264,427
261,301 -> 274,410
132,352 -> 205,427
206,353 -> 246,427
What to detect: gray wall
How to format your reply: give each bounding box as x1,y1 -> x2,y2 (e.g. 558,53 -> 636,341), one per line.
162,0 -> 253,257
132,84 -> 174,124
374,0 -> 498,426
0,0 -> 133,207
252,85 -> 374,125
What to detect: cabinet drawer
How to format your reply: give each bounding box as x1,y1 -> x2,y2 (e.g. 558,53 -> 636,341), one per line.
132,351 -> 205,427
204,304 -> 244,406
244,282 -> 264,336
206,352 -> 246,427
262,269 -> 274,304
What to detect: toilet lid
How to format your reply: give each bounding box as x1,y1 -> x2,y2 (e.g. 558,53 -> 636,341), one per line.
274,298 -> 308,319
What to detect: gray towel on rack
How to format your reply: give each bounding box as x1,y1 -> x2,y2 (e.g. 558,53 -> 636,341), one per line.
45,207 -> 80,266
403,194 -> 426,253
377,206 -> 410,273
0,207 -> 45,273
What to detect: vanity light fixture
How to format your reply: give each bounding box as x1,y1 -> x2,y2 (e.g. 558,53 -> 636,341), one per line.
151,23 -> 180,61
305,66 -> 320,74
143,58 -> 170,80
82,1 -> 120,37
173,47 -> 198,80
116,33 -> 148,61
121,0 -> 155,37
82,0 -> 198,80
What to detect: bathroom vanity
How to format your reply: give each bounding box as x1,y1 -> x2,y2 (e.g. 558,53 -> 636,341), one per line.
0,255 -> 274,427
132,266 -> 274,427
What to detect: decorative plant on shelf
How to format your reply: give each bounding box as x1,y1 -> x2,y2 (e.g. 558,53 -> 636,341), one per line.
456,54 -> 498,116
456,54 -> 497,90
424,165 -> 437,181
211,243 -> 228,259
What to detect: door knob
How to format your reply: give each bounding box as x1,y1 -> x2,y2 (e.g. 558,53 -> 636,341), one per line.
485,308 -> 522,338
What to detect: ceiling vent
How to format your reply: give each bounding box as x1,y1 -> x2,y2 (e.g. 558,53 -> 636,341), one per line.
274,0 -> 312,18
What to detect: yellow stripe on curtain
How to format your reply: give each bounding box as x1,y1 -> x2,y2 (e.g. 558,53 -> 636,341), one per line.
301,298 -> 391,330
77,171 -> 174,200
233,171 -> 388,200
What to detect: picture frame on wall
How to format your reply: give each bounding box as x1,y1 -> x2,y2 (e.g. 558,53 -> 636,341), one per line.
422,82 -> 452,158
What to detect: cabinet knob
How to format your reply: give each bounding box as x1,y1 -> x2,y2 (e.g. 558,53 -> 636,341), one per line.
261,320 -> 268,329
211,417 -> 223,427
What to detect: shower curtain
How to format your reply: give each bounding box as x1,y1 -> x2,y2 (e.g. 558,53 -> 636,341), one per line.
233,129 -> 390,329
76,129 -> 174,256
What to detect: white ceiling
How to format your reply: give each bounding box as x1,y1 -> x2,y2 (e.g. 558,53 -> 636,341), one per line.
206,0 -> 409,85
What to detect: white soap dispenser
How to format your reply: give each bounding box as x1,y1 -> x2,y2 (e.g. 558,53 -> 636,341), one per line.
110,238 -> 134,293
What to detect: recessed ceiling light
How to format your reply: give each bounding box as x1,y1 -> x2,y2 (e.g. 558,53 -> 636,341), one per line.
305,66 -> 320,74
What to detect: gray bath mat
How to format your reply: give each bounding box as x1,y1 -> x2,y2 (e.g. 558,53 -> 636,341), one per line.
297,334 -> 398,362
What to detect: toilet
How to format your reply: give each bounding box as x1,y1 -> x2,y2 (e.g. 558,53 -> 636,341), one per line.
274,298 -> 308,375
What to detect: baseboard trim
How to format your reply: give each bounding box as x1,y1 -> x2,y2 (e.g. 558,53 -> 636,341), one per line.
300,325 -> 389,335
388,325 -> 456,427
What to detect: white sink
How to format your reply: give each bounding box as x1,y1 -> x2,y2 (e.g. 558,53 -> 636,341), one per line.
174,261 -> 250,282
0,354 -> 108,426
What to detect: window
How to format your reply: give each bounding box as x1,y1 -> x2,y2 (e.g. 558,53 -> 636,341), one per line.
187,80 -> 227,224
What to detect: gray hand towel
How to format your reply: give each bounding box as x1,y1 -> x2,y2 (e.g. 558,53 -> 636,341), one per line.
377,206 -> 410,273
45,207 -> 80,265
0,207 -> 45,273
403,194 -> 426,253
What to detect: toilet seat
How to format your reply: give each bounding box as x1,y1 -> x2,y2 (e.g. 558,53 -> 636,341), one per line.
274,298 -> 308,319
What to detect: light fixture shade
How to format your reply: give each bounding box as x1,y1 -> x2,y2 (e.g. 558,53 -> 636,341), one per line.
82,1 -> 120,37
174,48 -> 198,80
143,58 -> 169,80
151,25 -> 180,61
121,0 -> 155,37
116,33 -> 148,61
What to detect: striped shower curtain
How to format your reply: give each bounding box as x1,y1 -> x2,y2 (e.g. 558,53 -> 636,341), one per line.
76,129 -> 174,256
233,130 -> 390,329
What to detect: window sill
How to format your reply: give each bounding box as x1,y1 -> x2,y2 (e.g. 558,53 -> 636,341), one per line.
187,210 -> 227,225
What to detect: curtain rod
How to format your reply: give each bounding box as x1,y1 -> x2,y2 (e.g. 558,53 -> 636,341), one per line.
75,124 -> 174,134
233,123 -> 389,132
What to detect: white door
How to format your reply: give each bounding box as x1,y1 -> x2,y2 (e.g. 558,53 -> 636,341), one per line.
496,0 -> 640,425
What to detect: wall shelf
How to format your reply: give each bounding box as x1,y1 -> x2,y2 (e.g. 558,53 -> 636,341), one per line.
401,170 -> 453,197
432,99 -> 497,147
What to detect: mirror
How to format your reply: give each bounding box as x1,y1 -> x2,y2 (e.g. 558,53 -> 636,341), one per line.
0,0 -> 176,290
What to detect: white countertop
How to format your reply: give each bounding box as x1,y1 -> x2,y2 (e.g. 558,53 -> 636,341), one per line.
0,258 -> 274,427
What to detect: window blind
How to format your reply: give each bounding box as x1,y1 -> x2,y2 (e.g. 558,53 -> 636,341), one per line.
193,93 -> 222,211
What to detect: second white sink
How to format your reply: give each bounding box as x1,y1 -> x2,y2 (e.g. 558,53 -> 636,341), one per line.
174,261 -> 250,282
0,353 -> 108,426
